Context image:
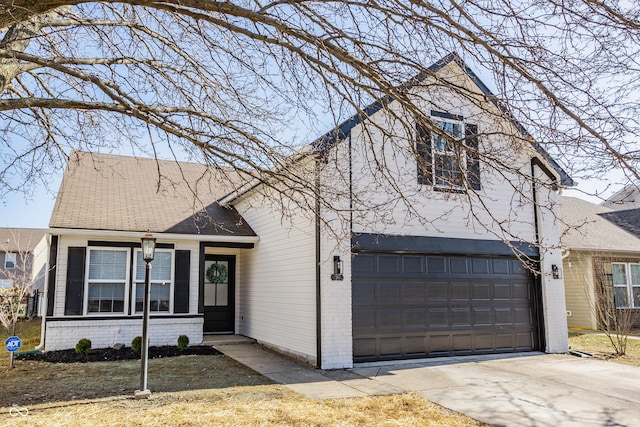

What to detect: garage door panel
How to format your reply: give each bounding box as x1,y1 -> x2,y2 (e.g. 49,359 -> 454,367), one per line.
450,257 -> 469,273
451,283 -> 471,299
427,282 -> 448,300
353,253 -> 539,362
378,281 -> 401,301
352,307 -> 376,330
378,308 -> 402,329
404,309 -> 426,328
403,256 -> 424,273
451,308 -> 472,326
427,257 -> 447,273
352,280 -> 376,303
403,282 -> 425,300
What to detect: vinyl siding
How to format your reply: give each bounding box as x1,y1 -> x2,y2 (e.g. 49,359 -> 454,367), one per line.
563,251 -> 597,329
234,188 -> 317,363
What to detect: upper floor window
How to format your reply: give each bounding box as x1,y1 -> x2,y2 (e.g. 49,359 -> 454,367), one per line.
416,111 -> 480,191
4,253 -> 16,269
134,249 -> 173,313
612,262 -> 640,309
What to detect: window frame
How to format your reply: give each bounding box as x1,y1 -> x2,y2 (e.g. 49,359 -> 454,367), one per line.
611,262 -> 640,309
416,112 -> 480,192
4,252 -> 16,269
132,248 -> 175,315
83,247 -> 131,316
431,118 -> 466,190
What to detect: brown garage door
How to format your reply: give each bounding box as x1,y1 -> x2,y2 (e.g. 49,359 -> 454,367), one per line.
352,253 -> 540,362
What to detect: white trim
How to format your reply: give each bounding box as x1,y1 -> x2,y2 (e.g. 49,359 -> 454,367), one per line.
83,247 -> 131,316
49,228 -> 260,243
132,248 -> 175,315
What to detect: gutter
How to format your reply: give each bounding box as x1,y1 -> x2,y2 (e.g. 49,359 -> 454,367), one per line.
48,228 -> 260,243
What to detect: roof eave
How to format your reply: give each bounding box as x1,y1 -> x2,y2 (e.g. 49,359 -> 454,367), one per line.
48,227 -> 260,243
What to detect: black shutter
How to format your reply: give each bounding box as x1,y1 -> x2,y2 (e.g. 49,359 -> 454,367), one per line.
416,122 -> 432,185
174,250 -> 190,313
64,247 -> 86,315
465,124 -> 481,190
46,235 -> 58,316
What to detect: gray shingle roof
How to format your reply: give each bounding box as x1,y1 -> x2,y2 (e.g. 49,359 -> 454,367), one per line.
50,151 -> 256,236
0,228 -> 47,252
559,196 -> 640,252
599,208 -> 640,239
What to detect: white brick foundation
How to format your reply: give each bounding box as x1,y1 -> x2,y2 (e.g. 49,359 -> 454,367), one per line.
44,317 -> 204,351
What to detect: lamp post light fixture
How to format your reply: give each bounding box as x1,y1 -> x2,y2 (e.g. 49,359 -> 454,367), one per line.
135,232 -> 156,399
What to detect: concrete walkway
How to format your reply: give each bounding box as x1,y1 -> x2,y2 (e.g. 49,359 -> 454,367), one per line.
211,340 -> 640,427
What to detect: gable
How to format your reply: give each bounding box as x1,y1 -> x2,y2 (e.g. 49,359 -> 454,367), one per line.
312,53 -> 572,187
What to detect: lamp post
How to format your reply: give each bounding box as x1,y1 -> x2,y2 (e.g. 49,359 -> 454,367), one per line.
136,232 -> 156,399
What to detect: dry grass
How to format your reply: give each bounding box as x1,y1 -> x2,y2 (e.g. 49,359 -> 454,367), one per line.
569,332 -> 640,367
0,321 -> 484,426
0,356 -> 484,427
3,386 -> 481,427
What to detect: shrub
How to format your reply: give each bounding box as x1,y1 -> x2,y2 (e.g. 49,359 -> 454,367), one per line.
177,335 -> 189,351
75,338 -> 92,356
131,336 -> 142,354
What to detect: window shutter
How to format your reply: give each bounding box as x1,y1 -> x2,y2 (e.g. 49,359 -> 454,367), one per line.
416,122 -> 432,185
64,247 -> 86,315
174,250 -> 190,313
465,124 -> 481,190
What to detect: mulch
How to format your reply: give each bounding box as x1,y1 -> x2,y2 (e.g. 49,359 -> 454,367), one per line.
16,345 -> 221,363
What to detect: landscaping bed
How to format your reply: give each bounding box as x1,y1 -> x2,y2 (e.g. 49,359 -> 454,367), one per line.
16,345 -> 220,363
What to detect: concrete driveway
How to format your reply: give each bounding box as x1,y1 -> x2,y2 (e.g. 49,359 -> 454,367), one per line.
211,339 -> 640,427
352,353 -> 640,427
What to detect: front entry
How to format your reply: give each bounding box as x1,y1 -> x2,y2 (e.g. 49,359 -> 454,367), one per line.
202,255 -> 235,333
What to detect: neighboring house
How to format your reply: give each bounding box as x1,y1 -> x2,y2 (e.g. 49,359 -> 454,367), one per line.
601,184 -> 640,210
0,228 -> 47,292
560,196 -> 640,330
0,228 -> 48,316
43,54 -> 571,368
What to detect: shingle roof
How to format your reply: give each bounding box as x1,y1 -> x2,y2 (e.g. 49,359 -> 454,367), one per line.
559,196 -> 640,252
599,208 -> 640,239
0,228 -> 47,252
312,52 -> 573,187
50,151 -> 256,236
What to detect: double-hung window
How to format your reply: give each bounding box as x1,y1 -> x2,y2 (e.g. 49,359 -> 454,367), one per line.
86,249 -> 129,314
612,262 -> 640,309
417,111 -> 480,191
134,249 -> 173,313
4,253 -> 16,269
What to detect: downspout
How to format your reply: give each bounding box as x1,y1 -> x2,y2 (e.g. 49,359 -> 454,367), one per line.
315,157 -> 322,368
530,157 -> 559,353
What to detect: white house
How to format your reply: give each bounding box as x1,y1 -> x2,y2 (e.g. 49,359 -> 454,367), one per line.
42,54 -> 571,369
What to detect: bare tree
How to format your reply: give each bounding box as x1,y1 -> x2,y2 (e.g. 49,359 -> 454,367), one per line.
0,1 -> 639,235
0,230 -> 42,368
592,258 -> 640,356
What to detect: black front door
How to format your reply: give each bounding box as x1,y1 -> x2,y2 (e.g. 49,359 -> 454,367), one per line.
202,255 -> 235,333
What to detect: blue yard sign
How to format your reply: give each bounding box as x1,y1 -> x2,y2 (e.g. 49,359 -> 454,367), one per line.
4,336 -> 22,352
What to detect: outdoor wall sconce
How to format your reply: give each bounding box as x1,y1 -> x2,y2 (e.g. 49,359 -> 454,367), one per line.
552,264 -> 562,279
331,255 -> 344,281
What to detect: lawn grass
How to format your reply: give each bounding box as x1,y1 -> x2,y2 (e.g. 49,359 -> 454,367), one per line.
569,332 -> 640,367
0,319 -> 484,426
0,317 -> 42,368
0,355 -> 484,426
